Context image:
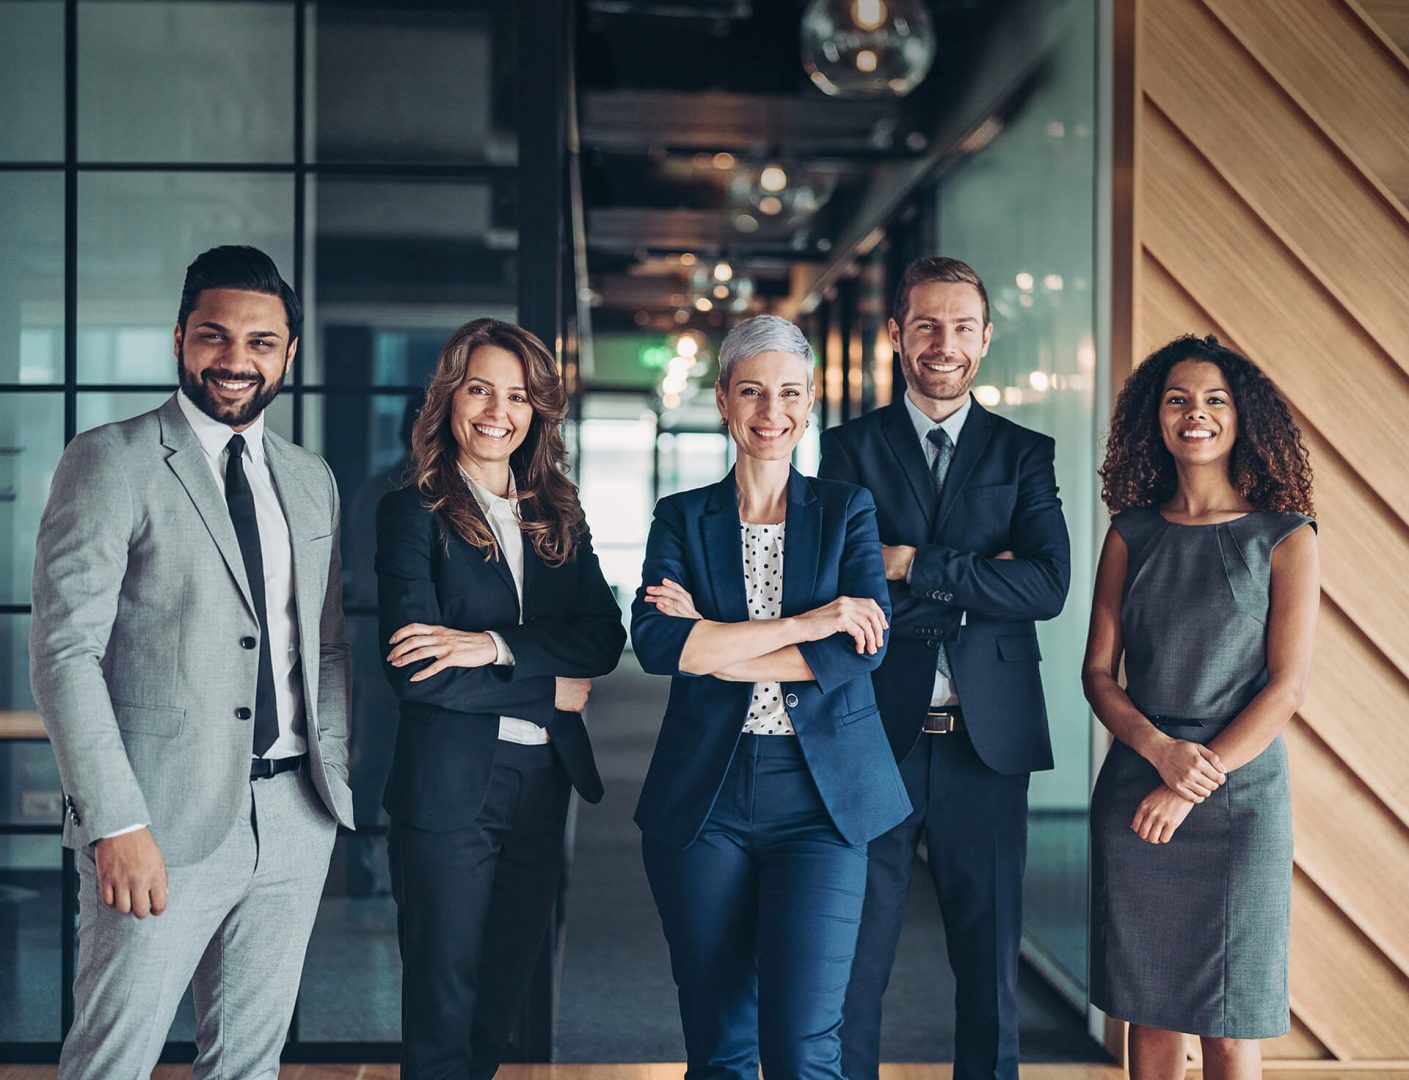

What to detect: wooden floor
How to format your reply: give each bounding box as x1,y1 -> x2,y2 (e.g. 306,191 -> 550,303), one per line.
0,1070 -> 1404,1079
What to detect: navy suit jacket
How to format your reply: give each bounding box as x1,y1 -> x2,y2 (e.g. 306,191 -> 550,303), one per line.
631,467 -> 912,849
818,398 -> 1070,774
376,485 -> 626,831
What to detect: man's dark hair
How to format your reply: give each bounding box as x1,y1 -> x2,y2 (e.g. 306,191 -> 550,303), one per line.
177,245 -> 303,342
893,256 -> 990,328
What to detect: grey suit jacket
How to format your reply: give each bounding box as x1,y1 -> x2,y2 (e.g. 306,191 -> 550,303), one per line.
30,394 -> 355,866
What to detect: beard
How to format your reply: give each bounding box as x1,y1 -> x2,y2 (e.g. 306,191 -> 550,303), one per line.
178,348 -> 287,428
901,343 -> 978,402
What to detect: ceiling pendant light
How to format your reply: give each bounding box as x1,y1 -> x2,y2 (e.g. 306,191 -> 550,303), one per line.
800,0 -> 937,99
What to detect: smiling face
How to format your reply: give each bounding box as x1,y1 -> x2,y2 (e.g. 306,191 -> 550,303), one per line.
174,288 -> 296,430
1159,359 -> 1238,467
892,280 -> 992,420
451,344 -> 534,476
717,350 -> 815,462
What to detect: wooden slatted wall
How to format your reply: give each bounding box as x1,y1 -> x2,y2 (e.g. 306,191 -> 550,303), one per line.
1111,0 -> 1409,1063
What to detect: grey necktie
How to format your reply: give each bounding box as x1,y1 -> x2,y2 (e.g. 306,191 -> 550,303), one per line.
926,426 -> 954,678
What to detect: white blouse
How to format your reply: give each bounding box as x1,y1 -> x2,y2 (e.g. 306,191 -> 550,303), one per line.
739,521 -> 794,736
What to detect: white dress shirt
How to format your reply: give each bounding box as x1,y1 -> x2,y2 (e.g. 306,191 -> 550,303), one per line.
177,389 -> 307,756
903,389 -> 971,708
460,469 -> 550,746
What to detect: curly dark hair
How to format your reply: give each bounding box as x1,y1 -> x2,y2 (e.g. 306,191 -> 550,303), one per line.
410,318 -> 584,566
1100,334 -> 1313,515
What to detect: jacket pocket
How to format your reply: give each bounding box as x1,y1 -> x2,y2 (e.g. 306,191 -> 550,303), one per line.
839,704 -> 882,727
111,701 -> 185,737
996,634 -> 1042,662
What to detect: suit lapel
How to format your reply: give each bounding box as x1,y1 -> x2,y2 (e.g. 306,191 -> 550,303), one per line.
934,399 -> 995,533
701,470 -> 749,623
519,533 -> 539,604
880,401 -> 939,525
159,397 -> 257,620
780,468 -> 820,617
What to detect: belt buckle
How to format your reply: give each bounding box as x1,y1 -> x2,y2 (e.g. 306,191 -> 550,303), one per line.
924,709 -> 959,735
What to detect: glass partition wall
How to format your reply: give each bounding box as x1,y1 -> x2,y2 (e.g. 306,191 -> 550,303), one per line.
0,0 -> 569,1061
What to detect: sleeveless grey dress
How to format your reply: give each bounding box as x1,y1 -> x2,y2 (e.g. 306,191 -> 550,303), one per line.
1089,507 -> 1315,1038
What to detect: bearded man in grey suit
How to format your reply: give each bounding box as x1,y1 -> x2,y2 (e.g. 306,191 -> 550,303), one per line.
30,245 -> 354,1079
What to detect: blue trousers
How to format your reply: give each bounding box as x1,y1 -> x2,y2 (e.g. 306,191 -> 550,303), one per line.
642,734 -> 869,1080
841,731 -> 1030,1080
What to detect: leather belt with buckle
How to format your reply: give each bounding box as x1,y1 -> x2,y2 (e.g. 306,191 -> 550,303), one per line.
250,753 -> 306,781
923,707 -> 965,734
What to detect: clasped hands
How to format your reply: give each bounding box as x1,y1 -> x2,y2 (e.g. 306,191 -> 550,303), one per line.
644,579 -> 888,655
1132,736 -> 1227,845
387,623 -> 591,712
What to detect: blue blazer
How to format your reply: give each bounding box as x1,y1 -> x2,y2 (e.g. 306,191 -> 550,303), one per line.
631,467 -> 912,849
819,398 -> 1071,773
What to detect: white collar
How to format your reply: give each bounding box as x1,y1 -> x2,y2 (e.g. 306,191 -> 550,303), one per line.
904,389 -> 972,450
458,463 -> 517,511
176,389 -> 267,465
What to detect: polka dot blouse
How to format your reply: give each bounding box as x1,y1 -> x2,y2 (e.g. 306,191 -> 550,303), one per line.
740,521 -> 794,736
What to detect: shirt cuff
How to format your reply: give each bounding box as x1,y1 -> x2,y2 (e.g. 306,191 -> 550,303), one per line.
487,630 -> 516,667
99,823 -> 149,840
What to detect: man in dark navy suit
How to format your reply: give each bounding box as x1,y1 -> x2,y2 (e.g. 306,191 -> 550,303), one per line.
821,256 -> 1071,1080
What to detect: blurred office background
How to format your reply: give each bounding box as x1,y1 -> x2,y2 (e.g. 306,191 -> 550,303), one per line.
1,0 -> 1406,1068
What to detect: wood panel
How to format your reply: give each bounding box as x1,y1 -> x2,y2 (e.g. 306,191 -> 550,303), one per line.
1143,0 -> 1409,367
1122,0 -> 1409,1060
1290,867 -> 1409,1059
1201,0 -> 1409,206
1138,105 -> 1409,518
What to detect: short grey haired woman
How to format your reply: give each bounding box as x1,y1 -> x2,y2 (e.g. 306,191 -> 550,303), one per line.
633,314 -> 910,1077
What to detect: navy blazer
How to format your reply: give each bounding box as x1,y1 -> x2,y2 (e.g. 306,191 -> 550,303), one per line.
818,398 -> 1071,774
376,485 -> 626,831
631,468 -> 912,849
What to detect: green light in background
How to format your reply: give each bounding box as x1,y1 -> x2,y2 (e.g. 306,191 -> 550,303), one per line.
640,344 -> 674,370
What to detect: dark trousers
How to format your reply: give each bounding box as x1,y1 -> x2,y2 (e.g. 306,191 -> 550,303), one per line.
389,741 -> 571,1080
642,734 -> 869,1080
841,731 -> 1030,1080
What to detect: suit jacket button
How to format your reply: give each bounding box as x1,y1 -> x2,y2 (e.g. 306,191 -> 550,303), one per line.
784,693 -> 799,709
235,707 -> 252,720
926,638 -> 938,648
240,636 -> 256,649
941,592 -> 954,602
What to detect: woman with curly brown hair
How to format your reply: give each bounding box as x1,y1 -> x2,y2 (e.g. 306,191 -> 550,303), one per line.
1083,335 -> 1319,1080
375,318 -> 625,1078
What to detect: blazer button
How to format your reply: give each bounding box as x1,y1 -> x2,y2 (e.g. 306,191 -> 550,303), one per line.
941,592 -> 954,602
784,693 -> 799,709
240,636 -> 256,649
925,638 -> 939,649
235,707 -> 252,720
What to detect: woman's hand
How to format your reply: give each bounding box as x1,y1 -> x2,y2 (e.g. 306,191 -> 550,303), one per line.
1131,785 -> 1197,844
1145,735 -> 1226,802
388,623 -> 498,682
793,596 -> 889,655
555,677 -> 591,712
643,578 -> 702,620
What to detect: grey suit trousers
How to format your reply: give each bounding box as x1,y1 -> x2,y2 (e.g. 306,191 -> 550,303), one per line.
59,766 -> 337,1080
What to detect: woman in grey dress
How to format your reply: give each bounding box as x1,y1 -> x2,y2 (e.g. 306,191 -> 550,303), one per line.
1083,335 -> 1319,1080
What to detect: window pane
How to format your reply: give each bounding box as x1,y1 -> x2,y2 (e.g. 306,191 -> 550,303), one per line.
304,177 -> 515,384
312,1 -> 516,166
0,1 -> 64,162
77,172 -> 295,384
77,1 -> 295,164
0,827 -> 62,1043
0,394 -> 64,605
0,173 -> 65,384
77,390 -> 294,444
297,828 -> 400,1042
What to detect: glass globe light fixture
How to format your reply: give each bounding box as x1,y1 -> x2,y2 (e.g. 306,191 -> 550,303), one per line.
800,0 -> 937,99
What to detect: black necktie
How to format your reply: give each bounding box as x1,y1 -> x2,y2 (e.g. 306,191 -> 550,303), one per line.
926,426 -> 954,679
225,434 -> 279,757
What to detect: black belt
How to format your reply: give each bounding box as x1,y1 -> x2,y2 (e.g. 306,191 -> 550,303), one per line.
250,753 -> 306,781
923,707 -> 965,734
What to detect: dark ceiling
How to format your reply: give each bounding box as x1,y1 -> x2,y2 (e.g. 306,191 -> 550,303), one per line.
575,0 -> 1016,333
